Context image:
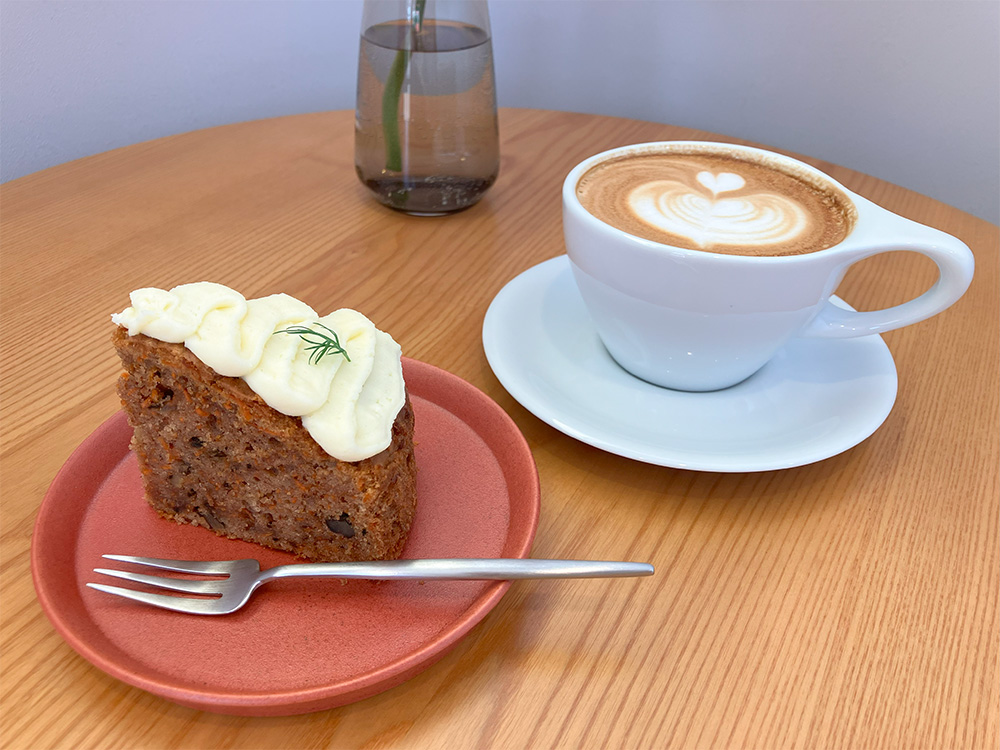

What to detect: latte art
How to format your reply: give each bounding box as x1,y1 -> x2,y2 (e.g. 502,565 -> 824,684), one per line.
629,172 -> 809,249
696,170 -> 745,194
575,149 -> 855,257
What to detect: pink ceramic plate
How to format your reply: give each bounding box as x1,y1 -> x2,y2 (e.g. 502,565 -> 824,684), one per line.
32,358 -> 539,716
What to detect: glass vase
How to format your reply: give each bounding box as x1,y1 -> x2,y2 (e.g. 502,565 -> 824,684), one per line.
354,0 -> 499,215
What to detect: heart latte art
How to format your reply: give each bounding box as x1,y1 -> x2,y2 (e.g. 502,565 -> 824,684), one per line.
576,150 -> 855,257
630,171 -> 809,249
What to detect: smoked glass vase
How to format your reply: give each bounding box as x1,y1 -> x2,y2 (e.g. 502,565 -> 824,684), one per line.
354,0 -> 499,215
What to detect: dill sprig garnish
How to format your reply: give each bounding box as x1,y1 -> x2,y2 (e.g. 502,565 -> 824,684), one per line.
274,322 -> 351,364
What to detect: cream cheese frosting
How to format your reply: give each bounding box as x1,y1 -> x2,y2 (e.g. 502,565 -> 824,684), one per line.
112,282 -> 405,462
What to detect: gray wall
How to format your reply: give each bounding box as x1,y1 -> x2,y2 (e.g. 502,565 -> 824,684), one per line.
2,0 -> 997,223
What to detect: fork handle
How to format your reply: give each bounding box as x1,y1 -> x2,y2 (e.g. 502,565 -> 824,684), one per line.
260,558 -> 654,582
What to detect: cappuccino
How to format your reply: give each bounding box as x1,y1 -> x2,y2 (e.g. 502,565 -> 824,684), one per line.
575,146 -> 855,257
563,141 -> 974,391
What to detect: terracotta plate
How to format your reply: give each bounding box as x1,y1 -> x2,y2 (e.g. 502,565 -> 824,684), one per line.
32,358 -> 539,716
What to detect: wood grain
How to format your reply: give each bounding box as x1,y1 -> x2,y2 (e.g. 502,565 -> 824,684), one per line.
1,109 -> 996,749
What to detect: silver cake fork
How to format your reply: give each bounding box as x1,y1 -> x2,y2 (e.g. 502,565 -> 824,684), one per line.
88,555 -> 655,615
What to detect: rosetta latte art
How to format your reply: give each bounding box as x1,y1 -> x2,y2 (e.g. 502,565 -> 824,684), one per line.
628,170 -> 810,249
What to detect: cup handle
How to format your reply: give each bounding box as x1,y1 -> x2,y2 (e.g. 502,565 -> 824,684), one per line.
801,205 -> 975,338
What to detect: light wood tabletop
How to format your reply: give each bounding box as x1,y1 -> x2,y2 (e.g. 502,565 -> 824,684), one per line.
1,109 -> 997,749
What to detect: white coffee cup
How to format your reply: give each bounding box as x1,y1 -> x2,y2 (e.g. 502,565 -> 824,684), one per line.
562,141 -> 975,392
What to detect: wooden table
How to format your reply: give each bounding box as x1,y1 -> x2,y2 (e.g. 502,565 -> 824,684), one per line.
2,110 -> 997,749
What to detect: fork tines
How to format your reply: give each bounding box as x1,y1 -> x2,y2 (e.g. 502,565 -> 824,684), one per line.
87,555 -> 232,615
99,554 -> 237,574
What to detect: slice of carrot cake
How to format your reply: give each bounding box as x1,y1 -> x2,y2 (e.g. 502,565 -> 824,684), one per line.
111,282 -> 416,562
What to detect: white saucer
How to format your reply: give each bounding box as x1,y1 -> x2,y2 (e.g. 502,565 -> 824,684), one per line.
482,256 -> 898,472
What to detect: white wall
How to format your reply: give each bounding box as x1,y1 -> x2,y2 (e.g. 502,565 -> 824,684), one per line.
2,0 -> 997,223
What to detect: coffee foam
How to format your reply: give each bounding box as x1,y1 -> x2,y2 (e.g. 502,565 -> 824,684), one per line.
575,147 -> 855,257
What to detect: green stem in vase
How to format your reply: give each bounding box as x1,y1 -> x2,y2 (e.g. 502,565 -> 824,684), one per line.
382,0 -> 427,174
